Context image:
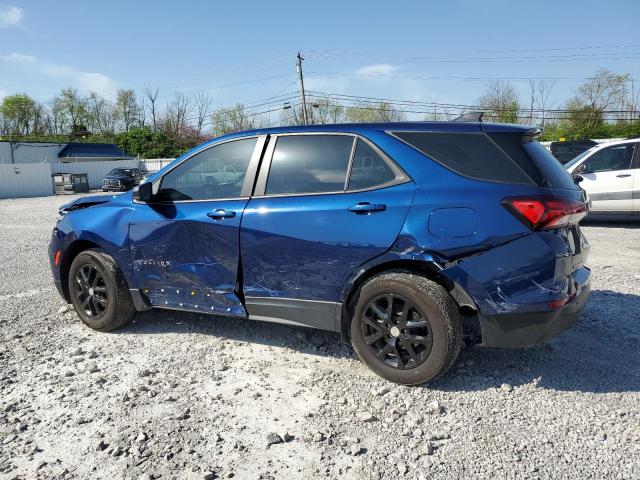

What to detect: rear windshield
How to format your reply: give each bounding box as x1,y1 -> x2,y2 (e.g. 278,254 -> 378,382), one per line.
551,143 -> 574,154
108,168 -> 133,176
392,131 -> 533,185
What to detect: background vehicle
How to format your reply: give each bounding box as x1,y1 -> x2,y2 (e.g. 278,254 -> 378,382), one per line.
550,139 -> 598,164
565,138 -> 639,214
102,168 -> 143,192
50,120 -> 590,385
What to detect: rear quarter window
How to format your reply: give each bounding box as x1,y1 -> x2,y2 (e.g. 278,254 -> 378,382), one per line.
392,131 -> 534,185
523,141 -> 578,190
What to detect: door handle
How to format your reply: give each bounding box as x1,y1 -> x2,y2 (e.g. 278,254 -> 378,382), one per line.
348,202 -> 387,214
616,174 -> 631,178
207,209 -> 236,219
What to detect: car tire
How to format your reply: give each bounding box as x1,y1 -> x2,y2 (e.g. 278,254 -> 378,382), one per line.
350,272 -> 462,385
67,249 -> 135,332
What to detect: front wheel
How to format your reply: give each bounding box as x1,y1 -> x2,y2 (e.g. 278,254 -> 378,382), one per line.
350,273 -> 462,385
67,249 -> 135,332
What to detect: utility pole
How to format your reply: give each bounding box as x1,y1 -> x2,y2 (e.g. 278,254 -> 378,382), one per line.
296,51 -> 309,125
9,136 -> 15,164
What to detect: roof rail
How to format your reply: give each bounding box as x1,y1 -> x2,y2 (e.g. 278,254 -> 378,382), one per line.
453,111 -> 484,123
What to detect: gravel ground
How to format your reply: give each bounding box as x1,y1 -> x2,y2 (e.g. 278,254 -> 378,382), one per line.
1,194 -> 639,480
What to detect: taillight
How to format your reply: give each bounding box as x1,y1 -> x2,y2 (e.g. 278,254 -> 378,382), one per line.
501,196 -> 588,230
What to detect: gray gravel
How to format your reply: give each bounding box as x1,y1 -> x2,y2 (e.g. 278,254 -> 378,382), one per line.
1,194 -> 639,479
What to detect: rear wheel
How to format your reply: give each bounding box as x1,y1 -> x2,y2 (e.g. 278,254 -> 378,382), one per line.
67,249 -> 135,332
350,273 -> 462,385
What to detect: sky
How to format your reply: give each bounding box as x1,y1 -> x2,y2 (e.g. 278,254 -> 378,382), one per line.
1,0 -> 639,119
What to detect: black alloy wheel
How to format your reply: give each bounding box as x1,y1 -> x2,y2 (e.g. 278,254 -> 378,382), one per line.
350,273 -> 462,385
73,264 -> 109,319
361,294 -> 433,370
67,249 -> 135,332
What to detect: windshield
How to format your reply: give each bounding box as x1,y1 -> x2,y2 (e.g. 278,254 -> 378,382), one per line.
108,168 -> 132,176
564,148 -> 595,171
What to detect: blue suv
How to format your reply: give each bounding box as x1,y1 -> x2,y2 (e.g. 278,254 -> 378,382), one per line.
49,119 -> 591,385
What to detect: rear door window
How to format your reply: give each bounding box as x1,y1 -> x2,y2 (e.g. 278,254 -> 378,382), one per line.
392,131 -> 533,185
266,135 -> 354,195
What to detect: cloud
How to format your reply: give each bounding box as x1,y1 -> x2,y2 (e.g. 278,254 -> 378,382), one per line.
0,52 -> 35,63
0,5 -> 23,28
355,64 -> 399,76
305,75 -> 351,94
0,52 -> 117,96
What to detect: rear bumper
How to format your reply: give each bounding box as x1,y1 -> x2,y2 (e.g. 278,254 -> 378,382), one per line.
478,274 -> 590,348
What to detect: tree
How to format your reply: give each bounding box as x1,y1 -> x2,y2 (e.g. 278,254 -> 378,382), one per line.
194,92 -> 213,135
143,84 -> 160,131
211,104 -> 261,136
56,88 -> 88,132
563,97 -> 606,139
115,89 -> 141,132
477,80 -> 521,123
0,93 -> 38,135
344,102 -> 405,123
115,126 -> 184,158
552,70 -> 630,139
577,69 -> 629,113
159,93 -> 193,138
87,91 -> 117,134
529,80 -> 555,128
280,98 -> 345,125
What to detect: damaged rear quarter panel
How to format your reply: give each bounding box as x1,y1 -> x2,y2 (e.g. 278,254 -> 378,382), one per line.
440,230 -> 573,315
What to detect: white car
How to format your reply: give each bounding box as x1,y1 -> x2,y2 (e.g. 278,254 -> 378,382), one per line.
564,138 -> 639,214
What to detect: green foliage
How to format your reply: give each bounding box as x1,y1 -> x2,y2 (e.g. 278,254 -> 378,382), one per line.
344,102 -> 405,123
477,81 -> 521,123
1,93 -> 38,134
114,127 -> 185,159
211,104 -> 261,137
541,119 -> 640,141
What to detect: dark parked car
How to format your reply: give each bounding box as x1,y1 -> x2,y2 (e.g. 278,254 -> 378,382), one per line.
102,168 -> 143,192
50,120 -> 590,385
550,140 -> 598,164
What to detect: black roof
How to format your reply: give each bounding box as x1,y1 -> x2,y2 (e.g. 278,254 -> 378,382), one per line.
58,143 -> 132,158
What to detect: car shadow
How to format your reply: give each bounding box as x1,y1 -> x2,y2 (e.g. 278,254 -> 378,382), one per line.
117,289 -> 640,394
431,289 -> 640,394
120,307 -> 353,359
582,217 -> 640,228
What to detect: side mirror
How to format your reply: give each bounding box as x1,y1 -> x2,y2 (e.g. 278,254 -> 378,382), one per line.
134,182 -> 153,202
577,163 -> 592,174
572,174 -> 584,184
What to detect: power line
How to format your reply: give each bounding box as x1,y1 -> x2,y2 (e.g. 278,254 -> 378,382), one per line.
306,42 -> 640,57
306,71 -> 618,82
305,91 -> 640,117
